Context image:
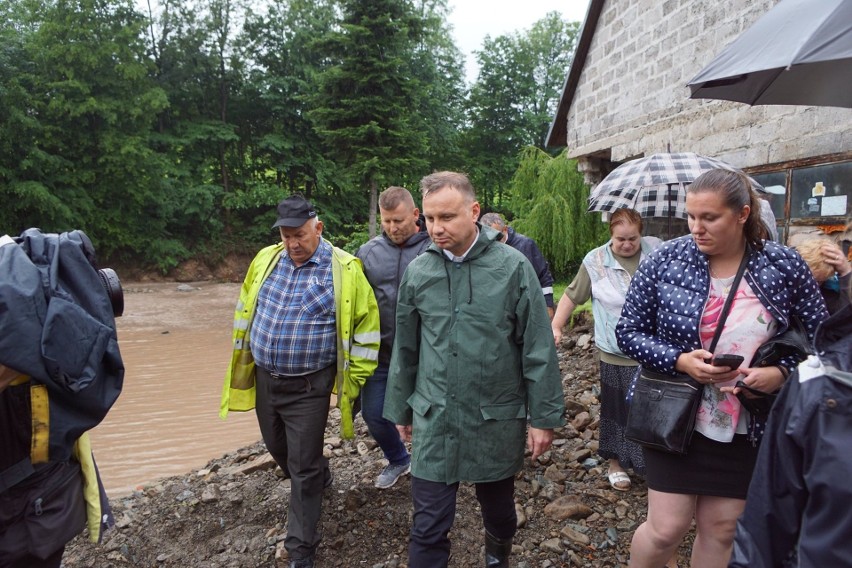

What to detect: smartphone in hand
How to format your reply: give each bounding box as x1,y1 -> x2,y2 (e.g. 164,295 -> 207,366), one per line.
712,354 -> 744,369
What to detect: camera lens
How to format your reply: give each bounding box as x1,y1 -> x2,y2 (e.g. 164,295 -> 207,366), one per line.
97,268 -> 124,317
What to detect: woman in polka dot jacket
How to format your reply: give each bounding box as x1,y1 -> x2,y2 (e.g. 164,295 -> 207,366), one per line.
615,169 -> 828,568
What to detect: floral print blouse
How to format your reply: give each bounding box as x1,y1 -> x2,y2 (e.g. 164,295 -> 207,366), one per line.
696,275 -> 778,441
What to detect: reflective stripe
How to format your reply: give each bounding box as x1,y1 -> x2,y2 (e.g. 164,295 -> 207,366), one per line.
234,338 -> 244,350
73,433 -> 103,541
30,384 -> 49,463
342,339 -> 352,352
235,300 -> 245,312
353,331 -> 381,344
351,345 -> 379,361
233,318 -> 249,331
541,286 -> 553,295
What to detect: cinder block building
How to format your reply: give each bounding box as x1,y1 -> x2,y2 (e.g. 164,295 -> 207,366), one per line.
547,0 -> 852,245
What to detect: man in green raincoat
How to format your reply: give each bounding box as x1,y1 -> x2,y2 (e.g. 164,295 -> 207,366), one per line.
384,171 -> 565,568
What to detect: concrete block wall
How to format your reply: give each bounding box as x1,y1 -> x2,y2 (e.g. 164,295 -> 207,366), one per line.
565,0 -> 852,169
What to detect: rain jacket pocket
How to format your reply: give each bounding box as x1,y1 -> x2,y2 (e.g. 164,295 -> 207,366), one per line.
41,297 -> 113,392
480,402 -> 526,421
408,390 -> 434,418
477,402 -> 527,462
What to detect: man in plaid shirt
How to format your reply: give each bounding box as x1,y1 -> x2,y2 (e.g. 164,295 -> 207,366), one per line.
220,194 -> 379,568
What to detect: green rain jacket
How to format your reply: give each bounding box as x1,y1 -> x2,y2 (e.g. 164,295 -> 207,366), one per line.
384,226 -> 565,483
220,239 -> 380,439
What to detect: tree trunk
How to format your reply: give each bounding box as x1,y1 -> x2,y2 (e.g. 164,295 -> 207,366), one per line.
369,178 -> 378,238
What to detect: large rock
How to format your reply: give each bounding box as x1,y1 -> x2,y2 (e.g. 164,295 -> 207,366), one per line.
543,497 -> 594,521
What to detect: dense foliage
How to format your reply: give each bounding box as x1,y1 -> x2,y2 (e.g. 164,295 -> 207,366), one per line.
0,0 -> 585,272
510,147 -> 610,279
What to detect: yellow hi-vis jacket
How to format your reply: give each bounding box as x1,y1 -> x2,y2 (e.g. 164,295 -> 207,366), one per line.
219,240 -> 380,438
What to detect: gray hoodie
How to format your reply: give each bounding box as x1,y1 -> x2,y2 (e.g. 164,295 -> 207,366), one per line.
356,230 -> 430,364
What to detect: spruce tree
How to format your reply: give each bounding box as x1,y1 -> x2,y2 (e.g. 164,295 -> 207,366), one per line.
308,0 -> 428,236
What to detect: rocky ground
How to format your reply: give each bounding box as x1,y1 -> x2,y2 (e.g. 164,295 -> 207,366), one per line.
63,318 -> 692,567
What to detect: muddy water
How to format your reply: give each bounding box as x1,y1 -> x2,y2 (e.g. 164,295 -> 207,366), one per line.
89,282 -> 261,496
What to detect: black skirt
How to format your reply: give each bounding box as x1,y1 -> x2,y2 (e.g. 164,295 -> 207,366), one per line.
643,432 -> 759,499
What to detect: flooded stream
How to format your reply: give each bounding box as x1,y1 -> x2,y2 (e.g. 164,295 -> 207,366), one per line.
89,282 -> 261,496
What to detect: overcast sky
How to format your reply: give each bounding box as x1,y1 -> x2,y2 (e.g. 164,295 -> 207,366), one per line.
448,0 -> 591,83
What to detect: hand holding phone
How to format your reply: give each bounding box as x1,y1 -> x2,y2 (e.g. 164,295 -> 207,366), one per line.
712,354 -> 744,369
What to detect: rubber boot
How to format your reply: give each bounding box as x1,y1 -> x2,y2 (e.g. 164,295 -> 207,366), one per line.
289,556 -> 314,568
485,531 -> 512,568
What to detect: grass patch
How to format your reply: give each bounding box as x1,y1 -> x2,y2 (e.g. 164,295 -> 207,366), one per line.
553,280 -> 593,327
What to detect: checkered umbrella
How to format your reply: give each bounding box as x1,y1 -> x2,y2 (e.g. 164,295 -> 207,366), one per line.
588,152 -> 762,219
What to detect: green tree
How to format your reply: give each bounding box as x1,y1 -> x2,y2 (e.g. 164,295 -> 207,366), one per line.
1,0 -> 171,264
510,147 -> 608,278
238,0 -> 340,203
464,34 -> 527,209
0,1 -> 58,233
145,0 -> 254,260
308,0 -> 429,237
408,0 -> 466,177
463,12 -> 579,210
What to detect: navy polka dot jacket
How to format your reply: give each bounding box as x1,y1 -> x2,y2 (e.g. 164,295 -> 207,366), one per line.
616,236 -> 828,440
617,236 -> 827,374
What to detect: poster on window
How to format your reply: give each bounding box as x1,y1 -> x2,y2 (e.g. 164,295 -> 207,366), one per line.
821,195 -> 847,216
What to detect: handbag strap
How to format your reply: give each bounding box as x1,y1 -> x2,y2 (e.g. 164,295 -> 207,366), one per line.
707,248 -> 750,354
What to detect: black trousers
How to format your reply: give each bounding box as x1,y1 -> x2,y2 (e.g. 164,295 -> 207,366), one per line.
254,365 -> 334,560
409,475 -> 516,568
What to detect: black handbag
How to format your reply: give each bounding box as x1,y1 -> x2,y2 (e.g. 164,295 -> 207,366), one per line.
734,381 -> 777,418
624,252 -> 749,455
624,368 -> 703,454
739,316 -> 811,418
749,315 -> 811,369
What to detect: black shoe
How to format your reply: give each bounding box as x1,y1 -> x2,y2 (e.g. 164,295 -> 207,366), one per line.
485,531 -> 512,568
289,556 -> 315,568
324,468 -> 333,490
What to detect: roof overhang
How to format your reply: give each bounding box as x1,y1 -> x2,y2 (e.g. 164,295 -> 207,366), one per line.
544,0 -> 605,148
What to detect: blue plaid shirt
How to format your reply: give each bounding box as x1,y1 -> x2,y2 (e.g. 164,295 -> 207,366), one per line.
251,240 -> 337,375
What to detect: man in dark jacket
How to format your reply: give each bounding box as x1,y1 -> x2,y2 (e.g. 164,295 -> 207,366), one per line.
384,172 -> 564,568
479,212 -> 555,318
729,301 -> 852,568
356,187 -> 430,489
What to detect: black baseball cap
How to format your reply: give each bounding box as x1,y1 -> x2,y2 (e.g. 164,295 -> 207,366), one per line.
272,194 -> 317,228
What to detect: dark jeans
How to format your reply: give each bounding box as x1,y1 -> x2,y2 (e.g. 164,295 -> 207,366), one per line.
361,364 -> 409,466
409,476 -> 516,568
255,365 -> 334,560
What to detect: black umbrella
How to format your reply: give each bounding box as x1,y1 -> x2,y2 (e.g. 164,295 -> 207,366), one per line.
688,0 -> 852,108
